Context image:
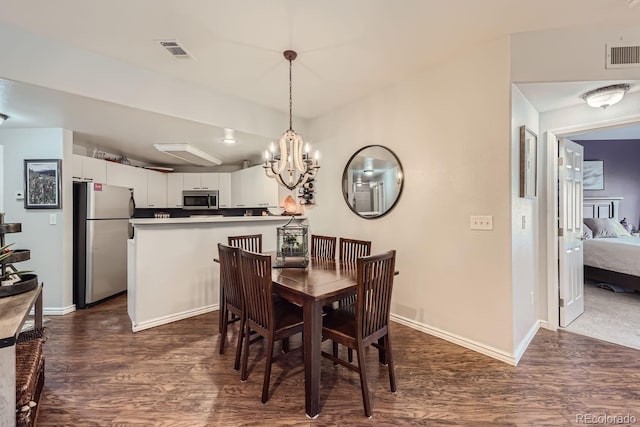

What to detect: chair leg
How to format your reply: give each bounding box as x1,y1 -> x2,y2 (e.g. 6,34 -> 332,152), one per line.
356,346 -> 372,417
384,334 -> 397,393
241,323 -> 251,381
332,341 -> 338,361
261,336 -> 275,404
219,308 -> 228,354
233,316 -> 245,371
348,348 -> 353,363
282,337 -> 290,353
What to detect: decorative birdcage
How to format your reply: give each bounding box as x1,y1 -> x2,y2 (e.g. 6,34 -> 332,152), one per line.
275,217 -> 309,268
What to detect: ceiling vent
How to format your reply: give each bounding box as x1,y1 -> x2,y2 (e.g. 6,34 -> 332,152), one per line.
606,42 -> 640,69
153,144 -> 222,166
158,40 -> 192,59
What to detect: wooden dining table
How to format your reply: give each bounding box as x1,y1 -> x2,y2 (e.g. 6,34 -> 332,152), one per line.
271,256 -> 393,418
217,253 -> 389,418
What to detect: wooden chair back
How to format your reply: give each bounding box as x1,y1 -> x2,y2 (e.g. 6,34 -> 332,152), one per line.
228,234 -> 263,253
339,238 -> 371,263
238,250 -> 273,334
217,243 -> 243,311
311,235 -> 337,259
356,250 -> 396,340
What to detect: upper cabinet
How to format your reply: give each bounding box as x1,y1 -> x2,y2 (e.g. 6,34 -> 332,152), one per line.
72,154 -> 107,183
146,170 -> 168,209
218,173 -> 231,208
106,162 -> 148,208
167,173 -> 184,208
183,173 -> 219,190
231,165 -> 278,208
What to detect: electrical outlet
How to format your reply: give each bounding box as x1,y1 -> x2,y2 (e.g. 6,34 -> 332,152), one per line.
470,215 -> 493,230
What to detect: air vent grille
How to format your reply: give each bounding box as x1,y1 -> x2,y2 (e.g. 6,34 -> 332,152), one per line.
606,43 -> 640,68
158,40 -> 192,59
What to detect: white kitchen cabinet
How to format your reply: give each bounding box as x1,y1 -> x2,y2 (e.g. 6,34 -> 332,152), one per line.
146,170 -> 168,208
167,173 -> 184,208
231,166 -> 278,208
106,162 -> 147,208
218,173 -> 231,208
200,173 -> 219,190
72,154 -> 107,183
183,173 -> 219,190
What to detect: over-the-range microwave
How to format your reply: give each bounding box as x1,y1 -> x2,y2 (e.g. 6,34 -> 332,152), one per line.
182,190 -> 219,210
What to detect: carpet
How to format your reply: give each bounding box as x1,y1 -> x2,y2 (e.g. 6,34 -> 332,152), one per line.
563,281 -> 640,350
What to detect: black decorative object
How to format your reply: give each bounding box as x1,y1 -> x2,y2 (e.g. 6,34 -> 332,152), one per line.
298,177 -> 315,205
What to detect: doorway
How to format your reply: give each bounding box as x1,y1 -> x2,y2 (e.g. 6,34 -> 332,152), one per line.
548,120 -> 640,350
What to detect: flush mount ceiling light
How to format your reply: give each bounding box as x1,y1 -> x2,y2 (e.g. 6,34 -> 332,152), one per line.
581,84 -> 630,109
0,113 -> 8,125
264,50 -> 320,191
153,143 -> 222,166
222,128 -> 237,144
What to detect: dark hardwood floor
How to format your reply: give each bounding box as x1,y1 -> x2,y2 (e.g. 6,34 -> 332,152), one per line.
37,295 -> 639,426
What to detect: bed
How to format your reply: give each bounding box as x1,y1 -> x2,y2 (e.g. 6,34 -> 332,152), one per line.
583,196 -> 640,292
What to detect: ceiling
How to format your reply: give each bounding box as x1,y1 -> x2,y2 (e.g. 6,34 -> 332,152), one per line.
1,0 -> 640,166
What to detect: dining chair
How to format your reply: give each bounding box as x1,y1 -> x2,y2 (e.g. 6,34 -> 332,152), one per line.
228,234 -> 263,253
238,249 -> 304,403
311,234 -> 337,259
339,237 -> 372,263
217,243 -> 245,370
335,237 -> 372,362
321,250 -> 397,417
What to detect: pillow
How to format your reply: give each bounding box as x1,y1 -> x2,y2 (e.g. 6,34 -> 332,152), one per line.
582,223 -> 593,239
583,218 -> 620,238
613,220 -> 632,237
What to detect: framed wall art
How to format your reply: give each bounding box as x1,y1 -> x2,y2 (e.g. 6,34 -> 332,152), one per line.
583,160 -> 604,190
519,126 -> 537,198
24,159 -> 62,209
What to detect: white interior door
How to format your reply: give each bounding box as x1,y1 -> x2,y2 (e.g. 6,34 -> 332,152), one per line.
558,138 -> 584,327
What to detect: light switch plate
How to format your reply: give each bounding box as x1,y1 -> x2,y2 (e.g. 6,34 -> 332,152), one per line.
49,213 -> 57,225
470,215 -> 493,230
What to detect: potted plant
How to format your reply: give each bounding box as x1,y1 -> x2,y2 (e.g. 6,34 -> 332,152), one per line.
0,243 -> 34,287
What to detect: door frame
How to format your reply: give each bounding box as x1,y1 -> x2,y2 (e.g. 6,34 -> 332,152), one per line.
545,115 -> 640,330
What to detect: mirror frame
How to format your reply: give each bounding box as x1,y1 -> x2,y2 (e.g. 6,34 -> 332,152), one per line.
342,144 -> 404,219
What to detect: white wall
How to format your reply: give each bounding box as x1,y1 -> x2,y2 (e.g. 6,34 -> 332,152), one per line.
510,85 -> 540,361
511,25 -> 640,83
307,37 -> 516,360
0,128 -> 74,313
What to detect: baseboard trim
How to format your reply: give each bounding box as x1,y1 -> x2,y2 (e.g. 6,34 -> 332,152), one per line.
513,321 -> 541,366
539,320 -> 551,330
390,313 -> 517,366
131,304 -> 218,332
43,305 -> 76,315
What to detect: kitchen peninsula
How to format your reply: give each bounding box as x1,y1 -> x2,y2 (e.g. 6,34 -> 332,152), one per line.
127,215 -> 305,332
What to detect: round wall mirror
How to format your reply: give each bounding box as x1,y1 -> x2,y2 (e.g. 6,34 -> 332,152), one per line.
342,145 -> 404,219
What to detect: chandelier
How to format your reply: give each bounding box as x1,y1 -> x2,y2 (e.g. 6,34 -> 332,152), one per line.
264,50 -> 319,191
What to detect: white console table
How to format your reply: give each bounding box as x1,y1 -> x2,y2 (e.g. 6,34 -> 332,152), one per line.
0,285 -> 43,427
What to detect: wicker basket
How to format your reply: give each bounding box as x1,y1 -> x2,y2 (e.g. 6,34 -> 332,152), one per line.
15,328 -> 46,427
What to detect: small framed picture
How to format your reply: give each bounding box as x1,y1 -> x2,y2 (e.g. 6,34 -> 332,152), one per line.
519,126 -> 538,198
24,159 -> 62,209
583,160 -> 604,190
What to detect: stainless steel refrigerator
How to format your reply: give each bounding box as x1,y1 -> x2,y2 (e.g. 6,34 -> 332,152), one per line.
73,182 -> 134,308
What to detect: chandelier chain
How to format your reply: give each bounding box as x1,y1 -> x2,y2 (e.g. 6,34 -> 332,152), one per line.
289,58 -> 293,131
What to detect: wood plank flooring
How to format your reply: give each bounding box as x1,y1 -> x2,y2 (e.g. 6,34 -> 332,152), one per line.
36,295 -> 640,426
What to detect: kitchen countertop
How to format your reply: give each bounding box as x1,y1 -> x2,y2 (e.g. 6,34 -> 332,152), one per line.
130,215 -> 305,225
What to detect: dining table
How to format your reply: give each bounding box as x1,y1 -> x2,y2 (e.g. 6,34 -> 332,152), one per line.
217,253 -> 390,418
